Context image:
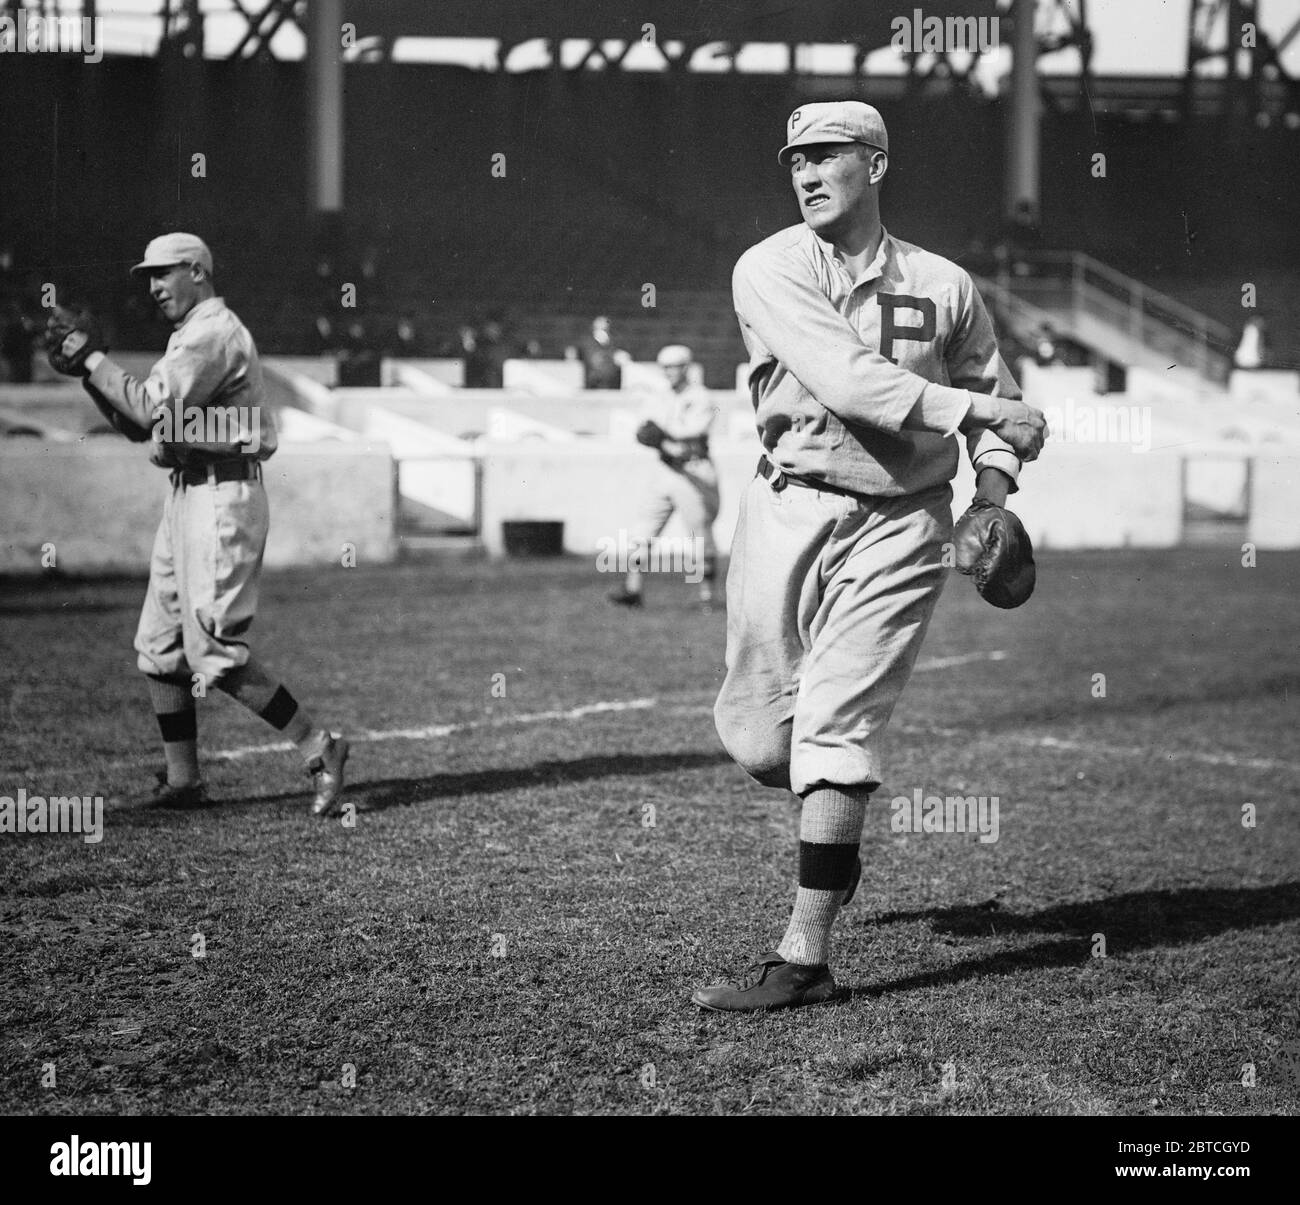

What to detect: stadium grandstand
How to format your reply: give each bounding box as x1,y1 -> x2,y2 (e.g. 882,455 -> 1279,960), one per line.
2,0 -> 1299,561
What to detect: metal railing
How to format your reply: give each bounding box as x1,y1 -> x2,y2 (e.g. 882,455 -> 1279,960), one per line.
993,251 -> 1236,384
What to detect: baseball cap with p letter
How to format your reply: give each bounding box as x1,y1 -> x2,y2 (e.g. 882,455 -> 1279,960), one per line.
131,233 -> 214,278
778,101 -> 889,165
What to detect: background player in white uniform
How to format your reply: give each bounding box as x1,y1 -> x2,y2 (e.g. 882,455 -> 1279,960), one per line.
608,344 -> 721,610
47,233 -> 349,816
695,103 -> 1046,1011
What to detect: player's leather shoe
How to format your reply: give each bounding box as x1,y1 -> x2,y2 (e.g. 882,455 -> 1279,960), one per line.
607,587 -> 643,608
308,733 -> 350,817
692,950 -> 836,1012
147,771 -> 208,809
842,853 -> 862,905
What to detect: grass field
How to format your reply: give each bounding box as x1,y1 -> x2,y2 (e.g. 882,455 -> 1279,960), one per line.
1,549 -> 1297,1116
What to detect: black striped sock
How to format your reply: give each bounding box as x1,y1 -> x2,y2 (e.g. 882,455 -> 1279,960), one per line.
778,786 -> 871,965
218,660 -> 316,753
145,674 -> 200,786
798,840 -> 860,891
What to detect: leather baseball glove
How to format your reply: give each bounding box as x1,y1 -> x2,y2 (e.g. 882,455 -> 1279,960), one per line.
951,498 -> 1036,609
45,304 -> 106,377
635,419 -> 667,449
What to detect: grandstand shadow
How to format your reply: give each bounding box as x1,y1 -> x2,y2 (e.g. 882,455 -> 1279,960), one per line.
841,882 -> 1300,998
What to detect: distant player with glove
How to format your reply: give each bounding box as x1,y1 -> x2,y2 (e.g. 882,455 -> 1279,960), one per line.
46,233 -> 349,816
697,103 -> 1046,1011
607,344 -> 721,610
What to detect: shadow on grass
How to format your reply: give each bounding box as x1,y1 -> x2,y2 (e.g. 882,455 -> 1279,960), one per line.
0,598 -> 140,615
843,882 -> 1300,998
352,750 -> 736,812
110,749 -> 737,823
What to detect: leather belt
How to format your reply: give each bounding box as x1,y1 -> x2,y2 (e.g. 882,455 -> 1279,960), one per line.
173,460 -> 262,488
756,456 -> 860,500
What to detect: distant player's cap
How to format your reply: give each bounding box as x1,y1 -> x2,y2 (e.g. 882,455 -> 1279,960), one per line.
131,233 -> 214,278
656,344 -> 693,367
778,101 -> 888,166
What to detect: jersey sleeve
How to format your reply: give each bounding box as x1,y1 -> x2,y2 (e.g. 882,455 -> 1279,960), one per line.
948,272 -> 1025,488
81,377 -> 152,442
733,245 -> 971,437
672,387 -> 719,440
86,324 -> 246,454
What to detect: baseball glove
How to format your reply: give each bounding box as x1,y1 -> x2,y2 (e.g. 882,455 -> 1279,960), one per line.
635,419 -> 667,449
951,498 -> 1036,609
45,304 -> 106,377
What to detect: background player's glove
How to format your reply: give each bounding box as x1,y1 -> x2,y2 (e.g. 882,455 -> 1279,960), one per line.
636,419 -> 667,449
45,304 -> 106,377
951,498 -> 1036,609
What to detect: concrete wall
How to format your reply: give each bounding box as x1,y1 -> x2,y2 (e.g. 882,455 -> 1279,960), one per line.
479,441 -> 1191,557
952,445 -> 1184,549
480,446 -> 757,559
1251,452 -> 1300,549
0,442 -> 396,573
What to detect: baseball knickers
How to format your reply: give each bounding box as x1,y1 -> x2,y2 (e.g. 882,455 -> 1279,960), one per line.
134,474 -> 269,683
714,464 -> 953,796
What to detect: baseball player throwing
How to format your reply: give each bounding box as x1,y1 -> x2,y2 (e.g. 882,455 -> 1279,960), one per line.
695,103 -> 1046,1010
608,344 -> 721,610
45,233 -> 349,816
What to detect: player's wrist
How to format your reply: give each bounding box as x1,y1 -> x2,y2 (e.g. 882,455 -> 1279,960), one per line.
959,393 -> 998,433
83,350 -> 106,375
973,466 -> 1013,507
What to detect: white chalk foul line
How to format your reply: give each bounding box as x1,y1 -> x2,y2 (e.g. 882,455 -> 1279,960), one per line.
199,653 -> 1012,764
32,647 -> 1288,776
914,649 -> 1008,672
207,697 -> 659,763
1020,734 -> 1290,773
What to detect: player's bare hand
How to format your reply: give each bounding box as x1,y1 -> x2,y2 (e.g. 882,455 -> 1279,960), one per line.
970,396 -> 1048,462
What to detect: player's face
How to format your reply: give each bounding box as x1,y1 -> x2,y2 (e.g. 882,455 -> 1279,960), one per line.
791,143 -> 879,234
662,362 -> 689,389
147,264 -> 201,323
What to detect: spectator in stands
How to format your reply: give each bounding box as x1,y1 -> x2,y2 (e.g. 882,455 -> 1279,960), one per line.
311,313 -> 334,355
961,232 -> 997,277
336,317 -> 381,386
395,313 -> 419,357
1,300 -> 38,384
568,315 -> 630,389
1234,316 -> 1267,371
1005,199 -> 1043,278
1033,322 -> 1061,367
461,312 -> 512,388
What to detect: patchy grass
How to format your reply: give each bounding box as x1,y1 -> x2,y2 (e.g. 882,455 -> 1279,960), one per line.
1,550 -> 1297,1115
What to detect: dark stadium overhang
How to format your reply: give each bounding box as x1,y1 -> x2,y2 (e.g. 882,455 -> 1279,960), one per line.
348,0 -> 1001,48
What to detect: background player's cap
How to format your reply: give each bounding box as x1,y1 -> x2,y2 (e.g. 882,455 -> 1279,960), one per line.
656,344 -> 693,367
778,101 -> 888,165
131,233 -> 214,278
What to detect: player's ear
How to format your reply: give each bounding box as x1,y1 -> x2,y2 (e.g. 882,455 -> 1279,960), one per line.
867,148 -> 888,185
